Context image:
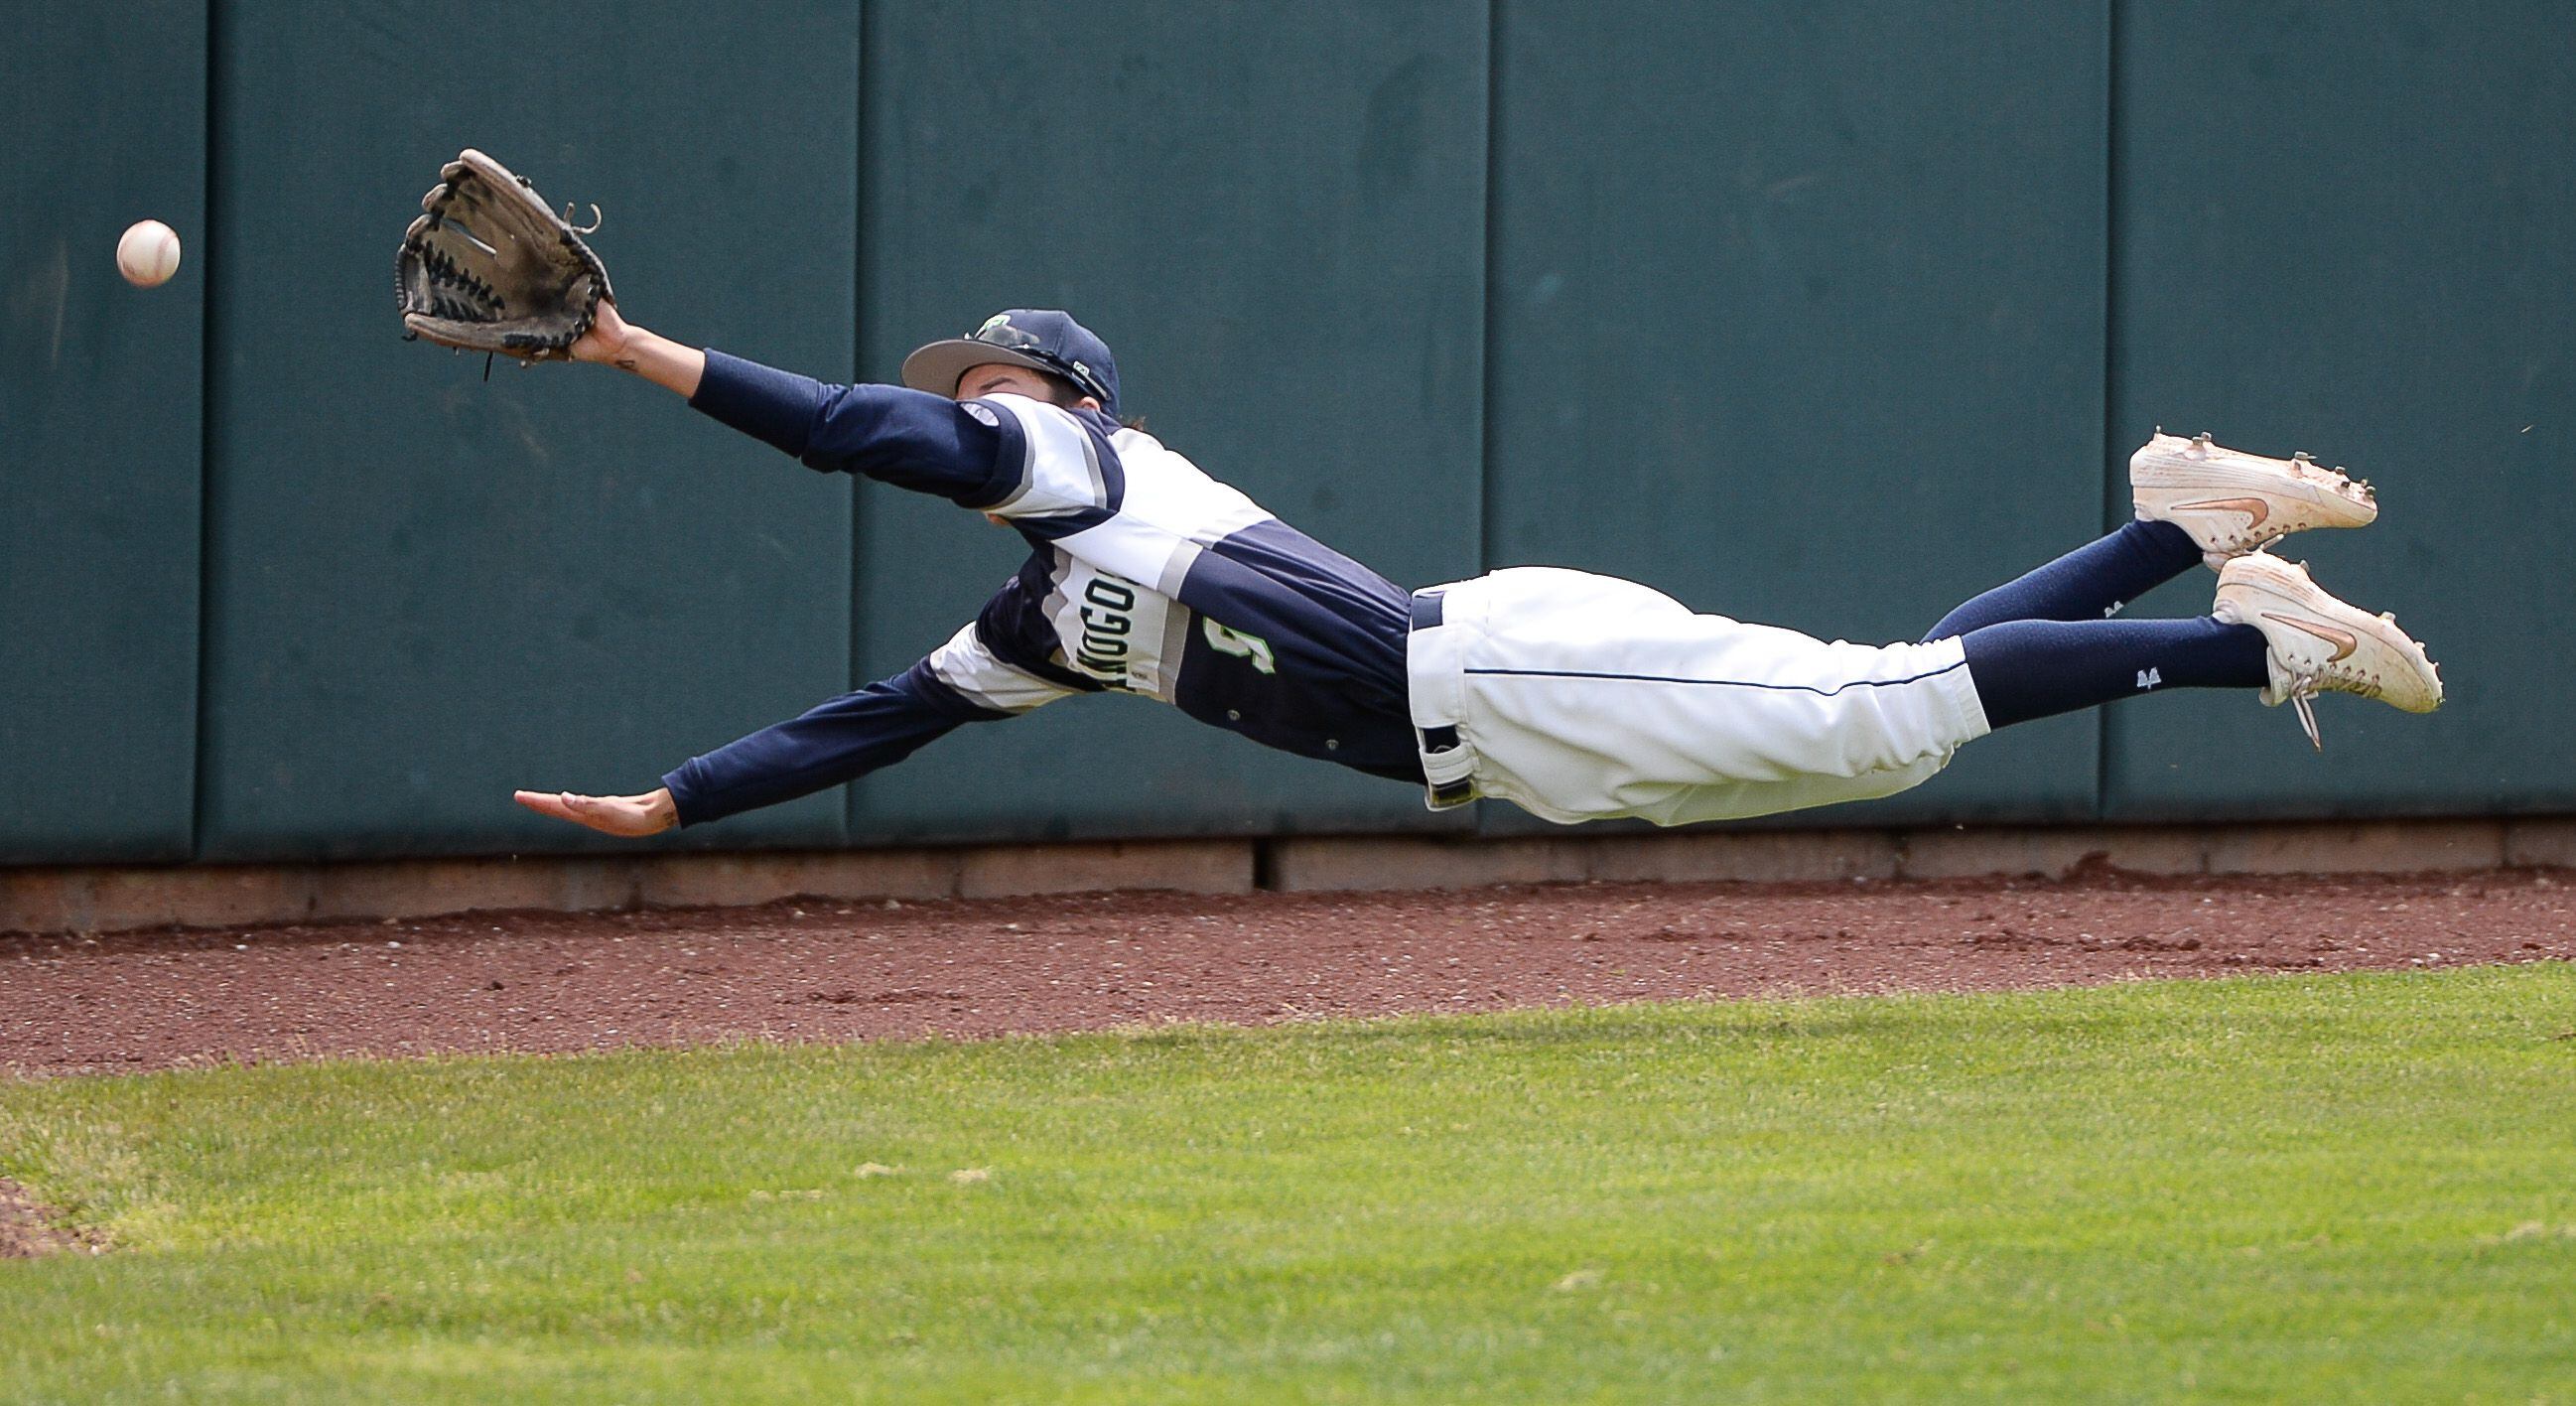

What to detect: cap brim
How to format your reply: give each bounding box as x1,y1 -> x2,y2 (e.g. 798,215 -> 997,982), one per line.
900,340 -> 1060,399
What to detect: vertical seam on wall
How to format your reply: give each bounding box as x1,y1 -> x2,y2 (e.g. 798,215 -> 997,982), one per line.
191,0 -> 222,861
847,0 -> 871,844
1477,0 -> 1502,580
1471,0 -> 1503,838
2095,0 -> 2122,821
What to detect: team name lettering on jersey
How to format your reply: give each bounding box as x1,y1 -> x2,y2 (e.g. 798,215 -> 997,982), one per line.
1076,576 -> 1139,674
1047,561 -> 1177,697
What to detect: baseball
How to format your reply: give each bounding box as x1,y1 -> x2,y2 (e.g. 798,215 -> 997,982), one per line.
116,219 -> 182,288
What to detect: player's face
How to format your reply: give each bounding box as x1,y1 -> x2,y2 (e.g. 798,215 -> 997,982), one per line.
954,361 -> 1100,411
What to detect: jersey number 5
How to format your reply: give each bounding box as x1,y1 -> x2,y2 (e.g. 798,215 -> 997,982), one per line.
1202,619 -> 1277,674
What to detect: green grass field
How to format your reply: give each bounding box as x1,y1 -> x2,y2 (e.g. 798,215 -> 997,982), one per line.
4,966 -> 2574,1403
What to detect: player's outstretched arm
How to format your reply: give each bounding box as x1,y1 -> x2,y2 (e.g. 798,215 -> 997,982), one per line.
524,634 -> 1075,837
568,305 -> 1011,505
512,786 -> 679,837
570,301 -> 706,399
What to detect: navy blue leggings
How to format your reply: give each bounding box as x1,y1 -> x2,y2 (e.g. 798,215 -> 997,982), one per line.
1929,520 -> 2268,729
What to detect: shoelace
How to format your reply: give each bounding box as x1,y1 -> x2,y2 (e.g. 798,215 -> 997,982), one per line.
2284,676 -> 2324,752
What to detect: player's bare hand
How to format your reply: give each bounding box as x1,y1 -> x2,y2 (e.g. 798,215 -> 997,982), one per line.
567,304 -> 707,397
512,786 -> 678,837
569,299 -> 634,365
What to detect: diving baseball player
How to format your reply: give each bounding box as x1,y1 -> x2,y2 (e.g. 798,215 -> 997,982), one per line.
508,303 -> 2442,838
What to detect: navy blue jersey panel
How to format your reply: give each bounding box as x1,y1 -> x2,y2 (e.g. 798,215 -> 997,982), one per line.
973,559 -> 1111,694
1009,506 -> 1123,544
1167,518 -> 1418,776
1169,628 -> 1421,780
1193,518 -> 1415,671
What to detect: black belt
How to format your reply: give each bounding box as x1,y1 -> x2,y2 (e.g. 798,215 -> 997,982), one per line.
1409,590 -> 1472,803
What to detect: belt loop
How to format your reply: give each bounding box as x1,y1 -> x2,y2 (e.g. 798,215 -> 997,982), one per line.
1406,588 -> 1475,807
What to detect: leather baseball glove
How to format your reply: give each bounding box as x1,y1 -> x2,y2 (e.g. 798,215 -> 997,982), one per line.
396,148 -> 612,360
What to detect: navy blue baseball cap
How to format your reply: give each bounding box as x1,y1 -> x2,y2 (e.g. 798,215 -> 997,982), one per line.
902,309 -> 1121,417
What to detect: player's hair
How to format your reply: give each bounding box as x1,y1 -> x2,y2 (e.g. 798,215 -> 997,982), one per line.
1028,370 -> 1145,430
1024,371 -> 1085,409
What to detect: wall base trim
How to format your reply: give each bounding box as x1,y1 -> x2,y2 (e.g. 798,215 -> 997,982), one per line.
5,819 -> 2569,936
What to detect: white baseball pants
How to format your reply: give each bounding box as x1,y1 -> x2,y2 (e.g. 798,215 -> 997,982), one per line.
1405,567 -> 1993,826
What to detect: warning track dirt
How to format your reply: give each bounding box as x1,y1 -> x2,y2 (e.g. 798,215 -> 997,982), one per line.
4,868 -> 2571,1078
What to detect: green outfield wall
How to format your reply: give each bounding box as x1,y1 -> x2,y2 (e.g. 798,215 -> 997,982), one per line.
2,0 -> 2567,865
2098,1 -> 2576,819
1,5 -> 205,863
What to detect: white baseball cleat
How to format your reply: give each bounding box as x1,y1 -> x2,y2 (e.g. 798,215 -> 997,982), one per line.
2212,551 -> 2442,751
2132,431 -> 2377,568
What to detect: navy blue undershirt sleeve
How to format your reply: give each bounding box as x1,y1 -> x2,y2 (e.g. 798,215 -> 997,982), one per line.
688,349 -> 1018,505
659,659 -> 1010,826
